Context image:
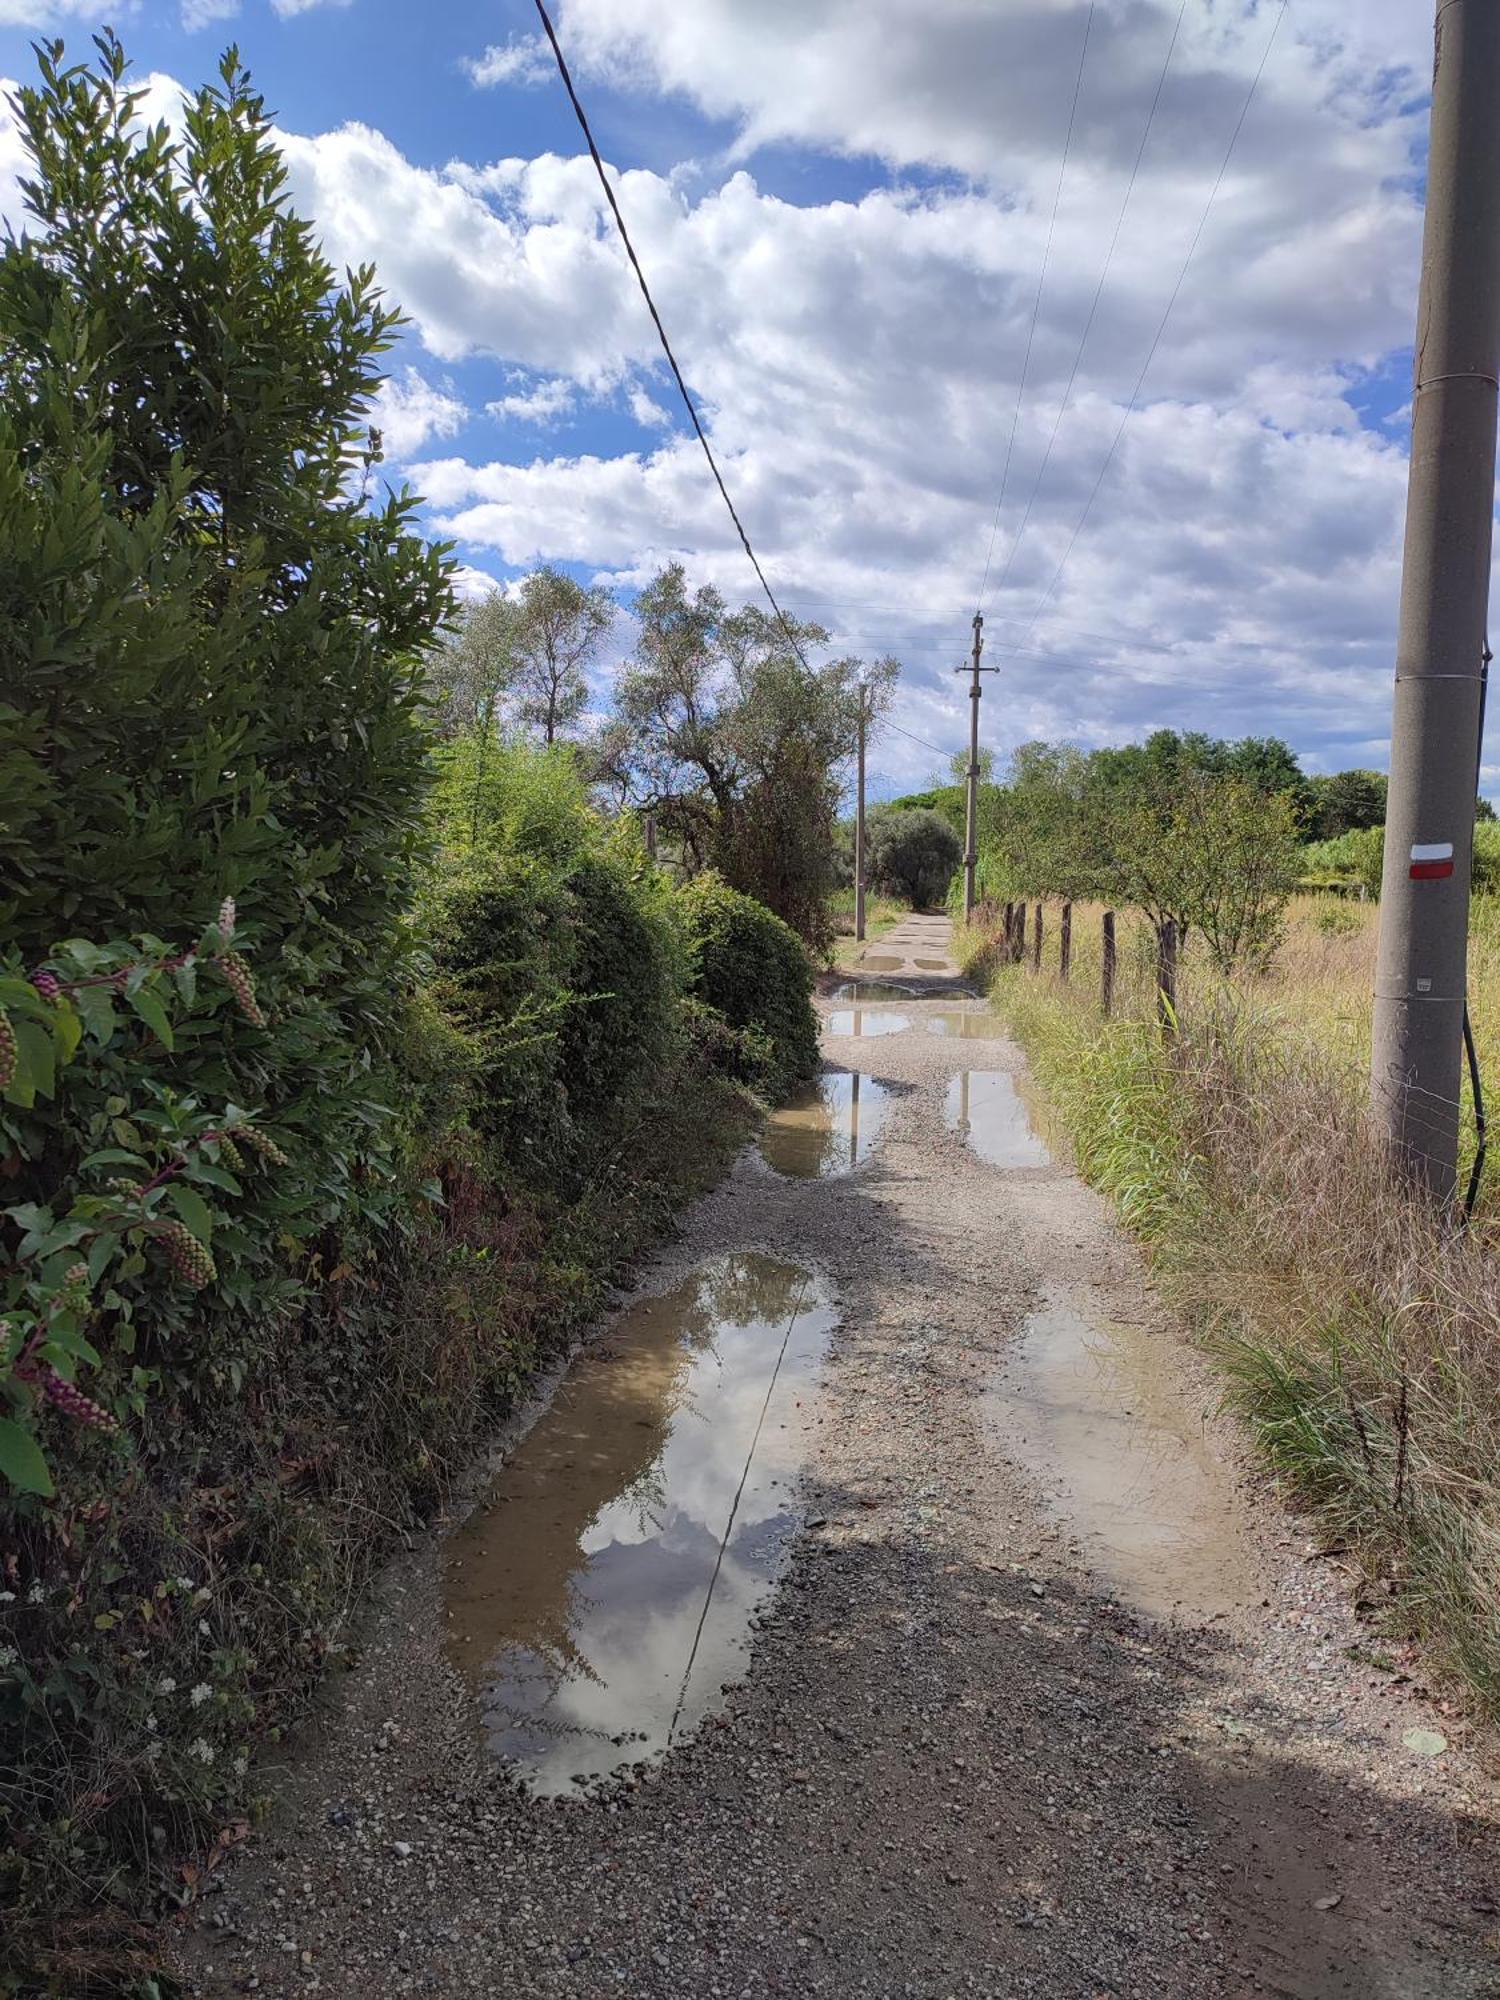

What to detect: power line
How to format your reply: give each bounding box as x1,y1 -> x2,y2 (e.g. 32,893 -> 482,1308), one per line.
1016,0 -> 1289,645
975,1 -> 1096,614
986,0 -> 1186,609
882,717 -> 953,758
531,0 -> 812,671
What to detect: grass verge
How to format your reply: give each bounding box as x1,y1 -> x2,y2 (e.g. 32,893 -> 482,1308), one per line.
965,901 -> 1500,1724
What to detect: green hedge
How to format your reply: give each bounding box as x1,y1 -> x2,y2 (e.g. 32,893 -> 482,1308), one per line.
679,874 -> 818,1098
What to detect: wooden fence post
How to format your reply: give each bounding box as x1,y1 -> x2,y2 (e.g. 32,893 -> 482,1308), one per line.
1102,910 -> 1116,1016
1032,902 -> 1043,971
1157,918 -> 1178,1033
1060,901 -> 1072,983
1002,901 -> 1015,962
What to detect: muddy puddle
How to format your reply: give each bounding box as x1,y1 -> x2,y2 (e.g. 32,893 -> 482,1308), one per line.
988,1288 -> 1258,1623
826,1008 -> 911,1037
857,955 -> 904,971
760,1071 -> 890,1177
828,979 -> 913,1003
914,958 -> 949,971
945,1069 -> 1051,1168
926,1008 -> 1000,1040
444,1253 -> 835,1796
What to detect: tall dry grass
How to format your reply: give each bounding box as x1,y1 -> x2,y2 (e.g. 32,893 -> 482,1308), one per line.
966,895 -> 1500,1716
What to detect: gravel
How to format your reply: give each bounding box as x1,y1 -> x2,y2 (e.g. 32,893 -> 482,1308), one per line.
173,915 -> 1500,2000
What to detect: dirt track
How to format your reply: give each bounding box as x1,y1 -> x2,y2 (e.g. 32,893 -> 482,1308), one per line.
177,915 -> 1500,2000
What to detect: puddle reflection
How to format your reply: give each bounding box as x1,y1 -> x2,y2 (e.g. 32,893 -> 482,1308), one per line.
945,1070 -> 1051,1167
828,980 -> 913,1003
826,1008 -> 911,1037
926,1009 -> 1000,1040
987,1292 -> 1257,1623
444,1254 -> 835,1795
760,1071 -> 890,1178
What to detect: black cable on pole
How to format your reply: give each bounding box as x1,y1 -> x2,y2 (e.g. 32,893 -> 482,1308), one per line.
987,0 -> 1186,610
1017,0 -> 1289,645
531,0 -> 812,672
975,1 -> 1096,615
1461,642 -> 1491,1224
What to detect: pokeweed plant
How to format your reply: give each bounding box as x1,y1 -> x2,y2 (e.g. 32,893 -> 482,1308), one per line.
0,905 -> 289,1498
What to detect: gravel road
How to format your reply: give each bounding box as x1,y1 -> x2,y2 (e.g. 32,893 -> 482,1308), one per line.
175,915 -> 1500,2000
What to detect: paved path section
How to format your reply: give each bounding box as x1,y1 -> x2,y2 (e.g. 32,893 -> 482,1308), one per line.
178,916 -> 1500,2000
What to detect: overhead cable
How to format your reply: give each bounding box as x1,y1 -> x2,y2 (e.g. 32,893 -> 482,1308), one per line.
975,2 -> 1096,614
531,0 -> 812,671
1016,0 -> 1289,645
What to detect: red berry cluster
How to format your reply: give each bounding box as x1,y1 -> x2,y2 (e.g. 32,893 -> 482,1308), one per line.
216,951 -> 266,1028
0,1009 -> 15,1092
30,970 -> 61,1002
40,1365 -> 118,1432
152,1217 -> 217,1290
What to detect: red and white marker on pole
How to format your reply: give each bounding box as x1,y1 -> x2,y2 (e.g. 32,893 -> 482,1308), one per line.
1408,841 -> 1456,881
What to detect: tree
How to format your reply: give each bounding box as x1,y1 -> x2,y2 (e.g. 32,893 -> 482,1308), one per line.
867,806 -> 962,907
612,563 -> 896,946
1103,773 -> 1300,972
1307,769 -> 1387,840
511,564 -> 615,744
948,747 -> 995,787
432,592 -> 521,737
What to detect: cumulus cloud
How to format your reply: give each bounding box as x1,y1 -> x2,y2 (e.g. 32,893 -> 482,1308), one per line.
271,0 -> 352,16
181,0 -> 239,29
465,36 -> 552,89
487,374 -> 576,425
0,4 -> 1451,783
368,365 -> 467,460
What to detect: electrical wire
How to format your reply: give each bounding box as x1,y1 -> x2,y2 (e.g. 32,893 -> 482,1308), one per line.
1016,0 -> 1289,645
975,2 -> 1096,614
986,0 -> 1186,610
668,1277 -> 811,1745
883,718 -> 953,759
532,0 -> 812,671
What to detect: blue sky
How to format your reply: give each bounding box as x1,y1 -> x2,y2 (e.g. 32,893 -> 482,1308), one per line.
0,0 -> 1479,801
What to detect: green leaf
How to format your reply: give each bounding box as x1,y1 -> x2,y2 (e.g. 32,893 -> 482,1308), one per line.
73,984 -> 117,1044
166,1182 -> 214,1245
81,1148 -> 149,1171
51,1000 -> 83,1068
0,1418 -> 54,1498
126,984 -> 174,1051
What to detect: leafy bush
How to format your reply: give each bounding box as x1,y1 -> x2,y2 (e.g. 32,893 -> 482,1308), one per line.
867,805 -> 962,908
0,39 -> 449,1977
678,875 -> 818,1098
1302,823 -> 1500,900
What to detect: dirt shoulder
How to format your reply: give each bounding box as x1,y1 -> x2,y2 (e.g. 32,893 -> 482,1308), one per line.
174,917 -> 1500,2000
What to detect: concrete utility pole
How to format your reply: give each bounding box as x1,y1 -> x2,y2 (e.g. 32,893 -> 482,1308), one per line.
957,613 -> 997,922
1372,0 -> 1500,1200
855,683 -> 868,942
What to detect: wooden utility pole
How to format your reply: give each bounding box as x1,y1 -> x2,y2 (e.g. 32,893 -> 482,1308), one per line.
1060,901 -> 1073,983
957,614 -> 997,922
855,684 -> 868,942
1372,0 -> 1500,1200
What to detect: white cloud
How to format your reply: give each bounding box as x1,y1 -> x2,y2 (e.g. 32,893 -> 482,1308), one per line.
486,375 -> 575,425
368,365 -> 467,459
0,4 -> 1452,782
271,0 -> 351,16
181,0 -> 239,29
465,36 -> 551,89
450,563 -> 504,603
629,385 -> 671,428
